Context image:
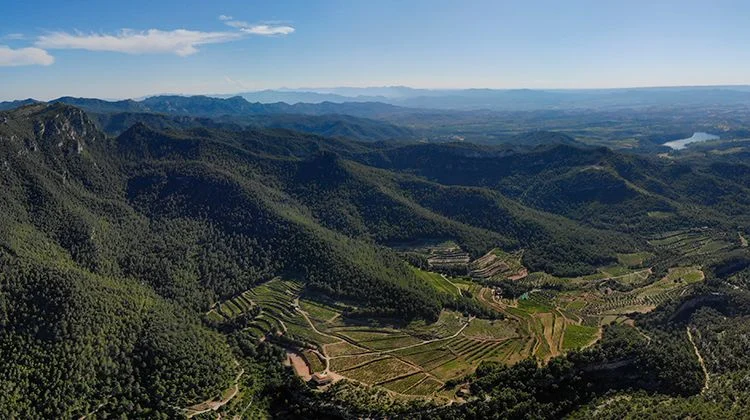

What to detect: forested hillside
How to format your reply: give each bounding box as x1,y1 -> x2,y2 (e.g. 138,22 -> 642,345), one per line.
2,103 -> 750,417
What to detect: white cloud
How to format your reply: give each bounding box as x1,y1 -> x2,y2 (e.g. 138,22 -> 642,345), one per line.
220,17 -> 294,36
36,29 -> 241,56
241,25 -> 295,36
223,19 -> 249,29
0,45 -> 54,66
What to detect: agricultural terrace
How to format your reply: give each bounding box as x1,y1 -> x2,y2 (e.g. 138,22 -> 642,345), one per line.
411,266 -> 462,297
470,248 -> 528,281
648,229 -> 735,258
394,240 -> 471,273
205,241 -> 710,400
207,278 -> 551,399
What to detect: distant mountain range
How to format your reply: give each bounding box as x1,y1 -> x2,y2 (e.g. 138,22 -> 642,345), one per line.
0,96 -> 421,142
0,95 -> 409,117
224,85 -> 750,111
4,86 -> 750,149
5,86 -> 750,114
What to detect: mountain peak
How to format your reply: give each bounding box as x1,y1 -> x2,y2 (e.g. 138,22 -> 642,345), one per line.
1,103 -> 102,155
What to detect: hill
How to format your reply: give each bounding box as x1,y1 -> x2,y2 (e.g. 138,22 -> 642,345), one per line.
44,95 -> 408,119
9,96 -> 415,142
3,103 -> 750,417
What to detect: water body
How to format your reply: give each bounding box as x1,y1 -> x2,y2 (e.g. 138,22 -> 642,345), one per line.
664,132 -> 720,150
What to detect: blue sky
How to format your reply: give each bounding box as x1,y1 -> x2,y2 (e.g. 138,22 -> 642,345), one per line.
1,0 -> 749,100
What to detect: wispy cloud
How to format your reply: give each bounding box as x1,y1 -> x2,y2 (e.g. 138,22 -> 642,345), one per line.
36,29 -> 242,56
1,33 -> 27,41
219,16 -> 295,36
0,45 -> 54,66
2,16 -> 292,65
241,25 -> 295,36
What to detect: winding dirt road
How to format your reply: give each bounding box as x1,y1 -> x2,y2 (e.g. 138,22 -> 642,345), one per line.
441,273 -> 464,297
183,361 -> 245,418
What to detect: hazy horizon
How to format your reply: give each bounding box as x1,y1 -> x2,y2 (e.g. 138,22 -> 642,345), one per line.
4,83 -> 750,103
3,0 -> 750,101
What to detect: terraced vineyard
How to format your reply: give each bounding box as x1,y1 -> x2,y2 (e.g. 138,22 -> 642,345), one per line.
394,240 -> 471,273
207,278 -> 547,398
579,266 -> 704,316
207,279 -> 339,346
470,248 -> 528,281
648,229 -> 734,258
477,288 -> 589,361
206,256 -> 706,400
426,243 -> 471,272
206,291 -> 256,322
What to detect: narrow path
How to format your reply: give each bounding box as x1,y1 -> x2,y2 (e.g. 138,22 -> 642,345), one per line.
441,273 -> 463,297
294,298 -> 341,371
294,298 -> 342,343
77,398 -> 109,420
233,396 -> 254,420
634,326 -> 652,344
686,325 -> 709,394
311,349 -> 329,372
183,361 -> 244,418
604,268 -> 652,282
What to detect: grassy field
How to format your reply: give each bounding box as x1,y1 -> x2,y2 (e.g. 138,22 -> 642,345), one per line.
563,324 -> 600,350
408,378 -> 444,395
404,310 -> 464,339
662,266 -> 704,284
518,291 -> 555,313
325,341 -> 368,357
451,277 -> 483,296
299,299 -> 340,323
411,266 -> 461,297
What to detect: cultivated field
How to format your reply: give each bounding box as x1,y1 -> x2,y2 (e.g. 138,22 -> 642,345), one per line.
648,229 -> 734,258
205,237 -> 714,400
470,249 -> 528,281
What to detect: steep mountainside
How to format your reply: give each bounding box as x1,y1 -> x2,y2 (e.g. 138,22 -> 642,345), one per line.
35,96 -> 417,142
354,142 -> 750,232
3,103 -> 750,417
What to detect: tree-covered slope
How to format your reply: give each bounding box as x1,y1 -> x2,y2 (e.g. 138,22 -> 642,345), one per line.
3,103 -> 750,417
353,141 -> 750,233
